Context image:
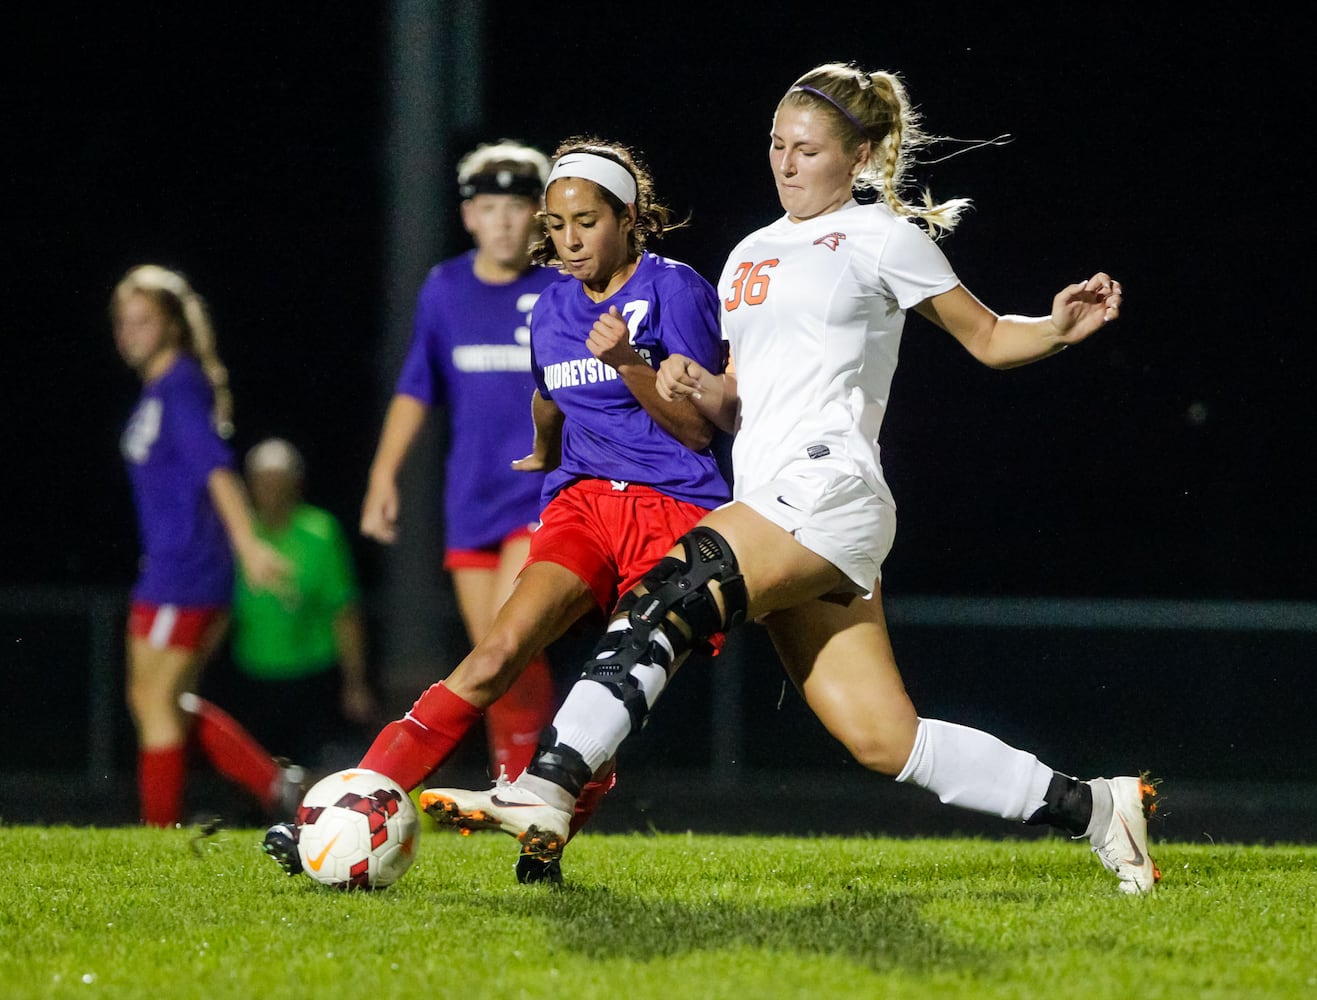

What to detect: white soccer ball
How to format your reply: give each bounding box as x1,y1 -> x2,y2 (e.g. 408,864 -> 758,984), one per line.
295,769 -> 419,890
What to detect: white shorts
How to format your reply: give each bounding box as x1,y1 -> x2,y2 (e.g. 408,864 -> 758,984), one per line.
736,458 -> 895,597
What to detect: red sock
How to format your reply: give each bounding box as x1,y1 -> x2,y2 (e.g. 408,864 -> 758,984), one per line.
484,653 -> 555,778
568,757 -> 616,842
184,695 -> 281,808
139,744 -> 187,827
358,682 -> 483,791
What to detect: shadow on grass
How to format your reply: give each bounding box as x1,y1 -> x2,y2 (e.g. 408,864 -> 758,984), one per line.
430,882 -> 998,974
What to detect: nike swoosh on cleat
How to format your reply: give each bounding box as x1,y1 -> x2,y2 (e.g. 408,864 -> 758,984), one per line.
1118,817 -> 1145,866
490,794 -> 547,809
306,835 -> 339,872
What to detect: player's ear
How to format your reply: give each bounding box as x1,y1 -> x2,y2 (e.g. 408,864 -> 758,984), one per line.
851,139 -> 871,178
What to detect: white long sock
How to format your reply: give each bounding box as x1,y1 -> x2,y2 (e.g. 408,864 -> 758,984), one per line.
896,718 -> 1054,821
549,681 -> 626,773
546,628 -> 673,774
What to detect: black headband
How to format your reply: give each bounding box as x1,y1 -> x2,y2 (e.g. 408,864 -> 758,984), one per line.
459,169 -> 542,200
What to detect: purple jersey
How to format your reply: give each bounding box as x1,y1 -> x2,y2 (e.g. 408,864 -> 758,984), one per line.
121,354 -> 235,605
395,252 -> 567,550
532,252 -> 730,509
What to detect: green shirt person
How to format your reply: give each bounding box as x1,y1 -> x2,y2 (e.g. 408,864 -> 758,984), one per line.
230,439 -> 379,766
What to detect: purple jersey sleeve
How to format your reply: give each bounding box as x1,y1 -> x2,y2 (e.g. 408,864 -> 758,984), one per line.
394,270 -> 449,407
533,252 -> 731,510
393,253 -> 568,550
121,355 -> 235,605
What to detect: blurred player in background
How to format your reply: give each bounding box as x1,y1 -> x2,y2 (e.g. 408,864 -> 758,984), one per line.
422,63 -> 1160,895
357,140 -> 564,779
113,264 -> 302,827
224,437 -> 379,771
266,136 -> 731,883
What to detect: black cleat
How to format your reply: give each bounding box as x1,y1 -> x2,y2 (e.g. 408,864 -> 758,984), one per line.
515,852 -> 563,885
262,822 -> 303,876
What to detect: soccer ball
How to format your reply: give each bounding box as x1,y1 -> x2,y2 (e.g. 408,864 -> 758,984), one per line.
295,769 -> 419,890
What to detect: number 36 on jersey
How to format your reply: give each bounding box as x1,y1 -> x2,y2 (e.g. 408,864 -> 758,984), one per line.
723,259 -> 779,311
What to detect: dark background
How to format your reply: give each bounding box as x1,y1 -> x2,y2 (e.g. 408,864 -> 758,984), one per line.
2,6 -> 1313,837
3,5 -> 1310,601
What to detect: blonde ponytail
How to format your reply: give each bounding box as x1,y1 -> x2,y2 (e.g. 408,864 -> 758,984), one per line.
783,64 -> 973,238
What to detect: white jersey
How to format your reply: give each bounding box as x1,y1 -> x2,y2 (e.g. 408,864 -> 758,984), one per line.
718,200 -> 960,506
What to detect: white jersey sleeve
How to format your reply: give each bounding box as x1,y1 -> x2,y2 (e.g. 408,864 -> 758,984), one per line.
875,210 -> 960,309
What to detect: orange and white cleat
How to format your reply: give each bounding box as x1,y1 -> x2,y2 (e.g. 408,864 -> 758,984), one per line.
419,773 -> 571,862
1089,774 -> 1161,894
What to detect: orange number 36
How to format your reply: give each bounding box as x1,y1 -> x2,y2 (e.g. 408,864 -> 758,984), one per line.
724,259 -> 778,311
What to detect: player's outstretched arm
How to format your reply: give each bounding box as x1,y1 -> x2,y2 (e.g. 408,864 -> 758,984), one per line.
916,273 -> 1122,370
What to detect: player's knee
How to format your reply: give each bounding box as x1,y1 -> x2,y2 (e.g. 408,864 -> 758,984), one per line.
126,674 -> 170,722
847,738 -> 909,777
580,528 -> 749,731
840,719 -> 918,776
630,526 -> 748,655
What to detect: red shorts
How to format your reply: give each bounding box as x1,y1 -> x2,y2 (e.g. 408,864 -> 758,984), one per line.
128,602 -> 226,651
444,524 -> 537,571
527,479 -> 712,613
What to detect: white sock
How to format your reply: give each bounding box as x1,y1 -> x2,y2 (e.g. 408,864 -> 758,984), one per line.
546,628 -> 673,774
896,718 -> 1055,821
549,681 -> 624,773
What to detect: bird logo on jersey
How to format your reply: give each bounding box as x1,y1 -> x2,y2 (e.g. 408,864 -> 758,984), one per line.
813,232 -> 846,252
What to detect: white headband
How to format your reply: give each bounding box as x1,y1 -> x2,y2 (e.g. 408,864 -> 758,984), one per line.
545,152 -> 637,205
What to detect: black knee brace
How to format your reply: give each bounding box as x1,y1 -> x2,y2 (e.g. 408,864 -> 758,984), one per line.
581,527 -> 748,730
635,526 -> 748,640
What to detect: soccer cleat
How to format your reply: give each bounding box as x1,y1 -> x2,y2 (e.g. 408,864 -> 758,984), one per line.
515,852 -> 564,886
419,774 -> 572,862
1089,775 -> 1161,894
262,822 -> 303,876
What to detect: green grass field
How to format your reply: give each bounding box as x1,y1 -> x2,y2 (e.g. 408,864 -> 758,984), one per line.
4,823 -> 1314,999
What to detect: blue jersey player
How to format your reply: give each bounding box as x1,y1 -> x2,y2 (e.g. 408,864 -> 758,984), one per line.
360,141 -> 567,781
114,264 -> 301,828
264,138 -> 732,885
